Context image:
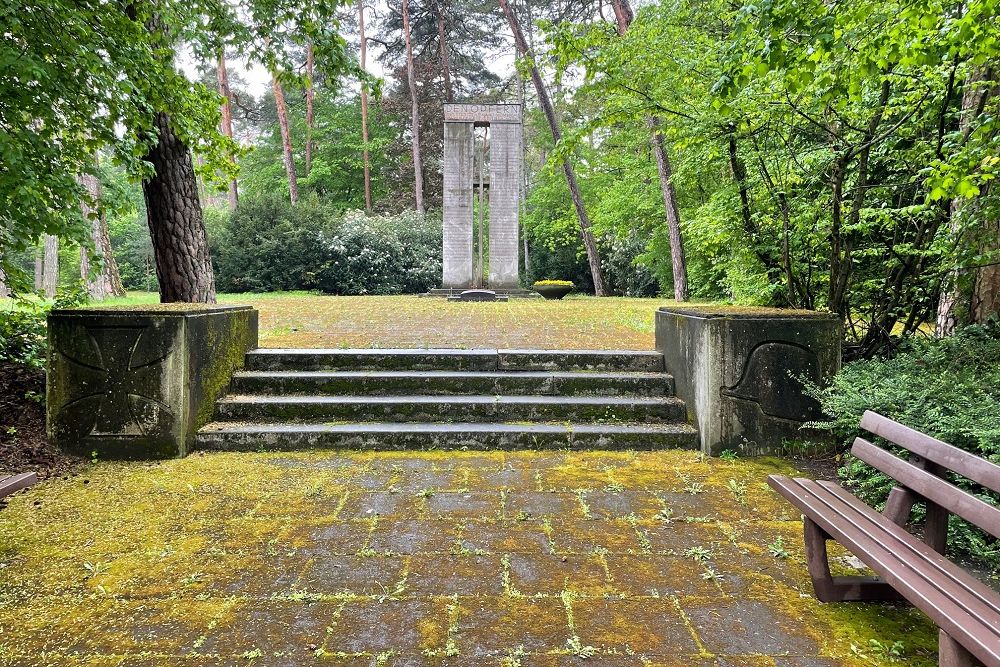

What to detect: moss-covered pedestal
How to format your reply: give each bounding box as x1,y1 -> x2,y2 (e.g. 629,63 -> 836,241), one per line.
655,306 -> 841,456
47,304 -> 258,459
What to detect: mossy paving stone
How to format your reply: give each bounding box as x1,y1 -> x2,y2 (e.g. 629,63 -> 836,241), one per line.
191,599 -> 337,661
605,554 -> 733,597
571,597 -> 700,655
405,554 -> 504,596
287,519 -> 374,557
548,518 -> 645,554
423,491 -> 500,518
503,491 -> 581,519
452,519 -> 551,554
323,598 -> 447,655
682,600 -> 820,656
294,554 -> 407,595
389,469 -> 468,494
505,553 -> 612,595
578,489 -> 663,519
339,491 -> 417,519
452,596 -> 570,658
365,518 -> 460,555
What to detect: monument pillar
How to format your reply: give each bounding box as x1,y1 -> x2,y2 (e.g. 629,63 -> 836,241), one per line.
488,122 -> 521,289
442,121 -> 475,288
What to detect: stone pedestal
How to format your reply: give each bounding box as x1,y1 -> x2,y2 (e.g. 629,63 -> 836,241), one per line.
47,304 -> 258,459
655,306 -> 841,455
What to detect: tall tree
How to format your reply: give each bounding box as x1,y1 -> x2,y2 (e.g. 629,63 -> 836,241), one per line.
305,42 -> 316,177
40,234 -> 58,298
143,111 -> 217,302
0,269 -> 9,299
610,0 -> 688,301
79,164 -> 125,299
402,0 -> 425,214
434,0 -> 454,102
498,0 -> 606,295
359,0 -> 373,212
217,50 -> 239,211
272,74 -> 301,204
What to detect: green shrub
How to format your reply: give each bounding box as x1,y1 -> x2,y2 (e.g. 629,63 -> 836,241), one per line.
809,325 -> 1000,567
0,287 -> 89,369
213,196 -> 441,295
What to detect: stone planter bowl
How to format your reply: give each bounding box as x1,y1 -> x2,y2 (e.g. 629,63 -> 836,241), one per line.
533,284 -> 574,300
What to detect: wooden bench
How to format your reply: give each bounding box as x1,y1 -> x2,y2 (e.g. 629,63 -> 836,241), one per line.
768,411 -> 1000,667
0,472 -> 38,500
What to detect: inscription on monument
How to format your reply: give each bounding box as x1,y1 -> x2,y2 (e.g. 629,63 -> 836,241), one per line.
444,103 -> 522,123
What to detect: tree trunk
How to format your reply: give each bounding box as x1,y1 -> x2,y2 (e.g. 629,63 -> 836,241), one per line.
41,234 -> 58,298
0,269 -> 10,299
610,0 -> 687,300
272,76 -> 300,204
403,0 -> 425,215
435,0 -> 454,102
937,66 -> 996,334
142,111 -> 217,303
972,219 -> 1000,324
79,167 -> 125,299
305,42 -> 315,177
359,0 -> 373,212
217,50 -> 238,211
498,0 -> 606,295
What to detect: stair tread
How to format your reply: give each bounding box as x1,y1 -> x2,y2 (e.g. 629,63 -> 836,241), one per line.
218,394 -> 683,405
251,348 -> 662,355
199,421 -> 697,434
233,370 -> 670,379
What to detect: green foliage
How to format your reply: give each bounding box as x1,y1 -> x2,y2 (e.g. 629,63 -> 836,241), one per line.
809,325 -> 1000,566
213,196 -> 441,295
0,288 -> 88,369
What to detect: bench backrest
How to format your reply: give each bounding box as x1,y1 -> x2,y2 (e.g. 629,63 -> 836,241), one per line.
852,411 -> 1000,543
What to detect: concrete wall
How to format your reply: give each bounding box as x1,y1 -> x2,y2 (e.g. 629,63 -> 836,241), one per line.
47,304 -> 258,459
442,122 -> 475,288
655,306 -> 841,455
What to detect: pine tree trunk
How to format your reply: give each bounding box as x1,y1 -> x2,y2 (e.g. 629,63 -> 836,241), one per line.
359,0 -> 373,212
402,0 -> 425,215
272,76 -> 300,204
498,0 -> 606,295
972,217 -> 1000,324
42,234 -> 58,298
217,50 -> 239,211
142,111 -> 217,303
435,0 -> 454,102
305,42 -> 315,177
610,0 -> 688,300
0,269 -> 10,299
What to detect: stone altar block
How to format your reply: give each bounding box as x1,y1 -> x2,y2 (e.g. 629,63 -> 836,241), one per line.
655,306 -> 841,456
47,304 -> 258,459
440,103 -> 523,291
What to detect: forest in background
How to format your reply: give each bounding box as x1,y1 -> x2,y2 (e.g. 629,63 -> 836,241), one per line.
3,0 -> 1000,358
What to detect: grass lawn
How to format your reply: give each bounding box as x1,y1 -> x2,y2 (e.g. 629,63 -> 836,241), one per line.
86,291 -> 676,350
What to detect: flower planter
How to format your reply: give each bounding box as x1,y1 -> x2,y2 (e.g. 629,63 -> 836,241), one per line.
533,284 -> 574,300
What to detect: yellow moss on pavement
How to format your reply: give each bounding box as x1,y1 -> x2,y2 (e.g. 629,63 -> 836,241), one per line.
0,450 -> 938,666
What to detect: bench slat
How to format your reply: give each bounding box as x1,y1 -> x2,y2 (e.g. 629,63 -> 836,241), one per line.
816,480 -> 1000,618
769,475 -> 1000,666
0,472 -> 38,499
861,411 -> 1000,493
852,437 -> 1000,539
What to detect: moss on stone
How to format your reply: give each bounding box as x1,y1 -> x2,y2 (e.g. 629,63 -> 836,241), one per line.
0,450 -> 938,665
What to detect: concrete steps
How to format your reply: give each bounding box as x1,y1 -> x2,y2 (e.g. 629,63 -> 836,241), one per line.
196,349 -> 698,452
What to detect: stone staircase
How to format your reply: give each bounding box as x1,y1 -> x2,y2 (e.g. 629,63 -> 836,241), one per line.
195,349 -> 698,451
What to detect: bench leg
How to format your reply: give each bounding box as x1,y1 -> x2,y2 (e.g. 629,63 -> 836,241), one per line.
803,518 -> 903,602
939,630 -> 980,667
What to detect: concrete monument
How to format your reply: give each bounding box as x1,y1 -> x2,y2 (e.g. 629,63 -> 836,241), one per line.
437,103 -> 529,295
